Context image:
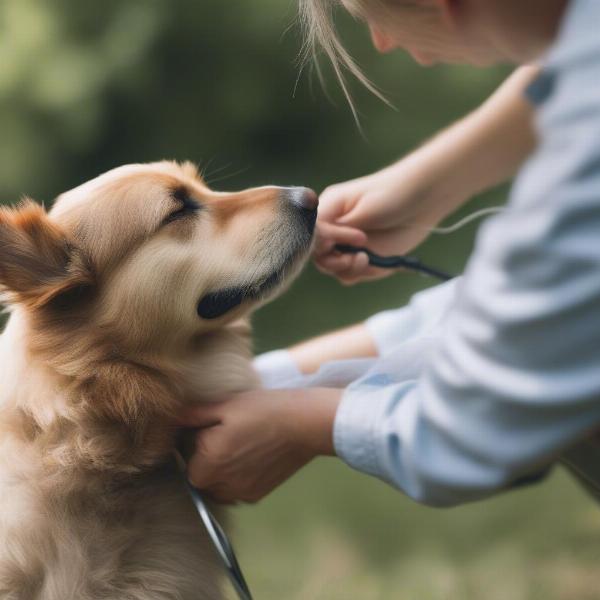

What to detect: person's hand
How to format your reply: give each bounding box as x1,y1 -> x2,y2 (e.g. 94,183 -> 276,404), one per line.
178,388 -> 342,504
314,67 -> 540,286
314,157 -> 453,285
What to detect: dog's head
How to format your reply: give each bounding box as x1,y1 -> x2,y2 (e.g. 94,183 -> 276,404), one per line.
0,161 -> 317,357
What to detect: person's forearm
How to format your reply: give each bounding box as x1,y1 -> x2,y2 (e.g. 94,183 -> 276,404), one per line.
449,65 -> 539,196
288,323 -> 378,374
286,388 -> 342,456
382,65 -> 539,219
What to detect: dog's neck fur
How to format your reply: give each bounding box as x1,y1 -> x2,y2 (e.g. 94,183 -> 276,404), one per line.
0,308 -> 259,490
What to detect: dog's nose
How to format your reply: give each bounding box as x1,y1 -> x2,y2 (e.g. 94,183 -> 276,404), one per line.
287,187 -> 319,211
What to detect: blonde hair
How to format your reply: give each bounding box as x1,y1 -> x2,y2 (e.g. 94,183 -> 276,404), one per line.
298,0 -> 390,119
298,1 -> 434,116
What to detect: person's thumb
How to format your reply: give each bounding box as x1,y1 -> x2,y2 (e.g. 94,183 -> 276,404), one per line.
314,221 -> 367,257
187,445 -> 218,489
176,401 -> 225,428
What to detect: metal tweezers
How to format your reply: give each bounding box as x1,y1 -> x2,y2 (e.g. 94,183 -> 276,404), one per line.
334,244 -> 453,281
175,452 -> 254,600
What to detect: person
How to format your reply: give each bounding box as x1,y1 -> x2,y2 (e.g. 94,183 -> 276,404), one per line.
179,0 -> 600,507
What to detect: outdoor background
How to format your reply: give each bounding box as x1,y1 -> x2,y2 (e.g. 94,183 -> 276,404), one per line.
1,1 -> 599,599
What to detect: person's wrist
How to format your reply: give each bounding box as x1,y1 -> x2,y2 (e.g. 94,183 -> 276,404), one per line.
369,160 -> 448,226
283,388 -> 343,458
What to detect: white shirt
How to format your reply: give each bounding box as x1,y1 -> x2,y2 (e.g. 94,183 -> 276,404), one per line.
331,0 -> 600,506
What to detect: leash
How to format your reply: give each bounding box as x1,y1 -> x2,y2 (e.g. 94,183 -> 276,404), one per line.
175,452 -> 254,600
334,244 -> 454,281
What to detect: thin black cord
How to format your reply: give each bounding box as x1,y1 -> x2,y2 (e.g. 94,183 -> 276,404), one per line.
334,245 -> 454,282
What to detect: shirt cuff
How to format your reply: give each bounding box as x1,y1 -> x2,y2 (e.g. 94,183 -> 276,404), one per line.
253,349 -> 301,389
364,309 -> 413,357
333,379 -> 415,479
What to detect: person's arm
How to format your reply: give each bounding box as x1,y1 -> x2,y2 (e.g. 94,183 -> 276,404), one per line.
288,324 -> 377,375
255,277 -> 459,385
315,65 -> 539,284
182,39 -> 600,505
252,324 -> 377,388
334,40 -> 600,505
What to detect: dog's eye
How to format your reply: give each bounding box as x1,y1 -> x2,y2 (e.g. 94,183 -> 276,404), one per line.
163,193 -> 202,225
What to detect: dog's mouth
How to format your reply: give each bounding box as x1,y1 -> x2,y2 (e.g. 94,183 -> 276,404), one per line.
197,250 -> 306,320
197,270 -> 279,320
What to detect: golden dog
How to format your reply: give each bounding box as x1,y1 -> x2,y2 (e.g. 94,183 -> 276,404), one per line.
0,161 -> 317,599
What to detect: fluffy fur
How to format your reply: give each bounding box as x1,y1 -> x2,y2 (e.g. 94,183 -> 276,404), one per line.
0,161 -> 315,599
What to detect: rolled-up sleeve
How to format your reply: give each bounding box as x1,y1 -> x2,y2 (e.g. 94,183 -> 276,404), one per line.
334,0 -> 600,507
365,279 -> 458,357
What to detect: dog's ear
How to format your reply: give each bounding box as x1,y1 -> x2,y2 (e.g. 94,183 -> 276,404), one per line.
0,200 -> 94,308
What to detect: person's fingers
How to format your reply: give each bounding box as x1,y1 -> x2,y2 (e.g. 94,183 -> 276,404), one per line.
186,430 -> 223,488
337,268 -> 391,286
188,454 -> 258,504
187,458 -> 214,490
315,250 -> 368,275
317,186 -> 353,221
316,250 -> 394,284
333,255 -> 383,285
203,486 -> 239,505
314,221 -> 367,257
176,401 -> 227,428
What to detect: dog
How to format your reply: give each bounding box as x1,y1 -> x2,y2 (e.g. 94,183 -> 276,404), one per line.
0,161 -> 317,599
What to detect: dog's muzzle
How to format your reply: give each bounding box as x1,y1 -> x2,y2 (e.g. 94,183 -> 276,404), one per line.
197,187 -> 318,320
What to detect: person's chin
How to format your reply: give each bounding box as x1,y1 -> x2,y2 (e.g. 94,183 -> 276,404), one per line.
471,52 -> 504,66
461,44 -> 509,67
438,52 -> 500,67
412,53 -> 438,67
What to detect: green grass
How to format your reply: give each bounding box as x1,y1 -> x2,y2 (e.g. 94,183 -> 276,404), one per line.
229,463 -> 600,600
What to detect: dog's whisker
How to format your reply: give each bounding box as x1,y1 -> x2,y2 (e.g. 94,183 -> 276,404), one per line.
201,159 -> 229,180
206,165 -> 251,187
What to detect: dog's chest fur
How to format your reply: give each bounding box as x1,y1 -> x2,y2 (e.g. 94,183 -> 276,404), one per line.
0,312 -> 259,600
